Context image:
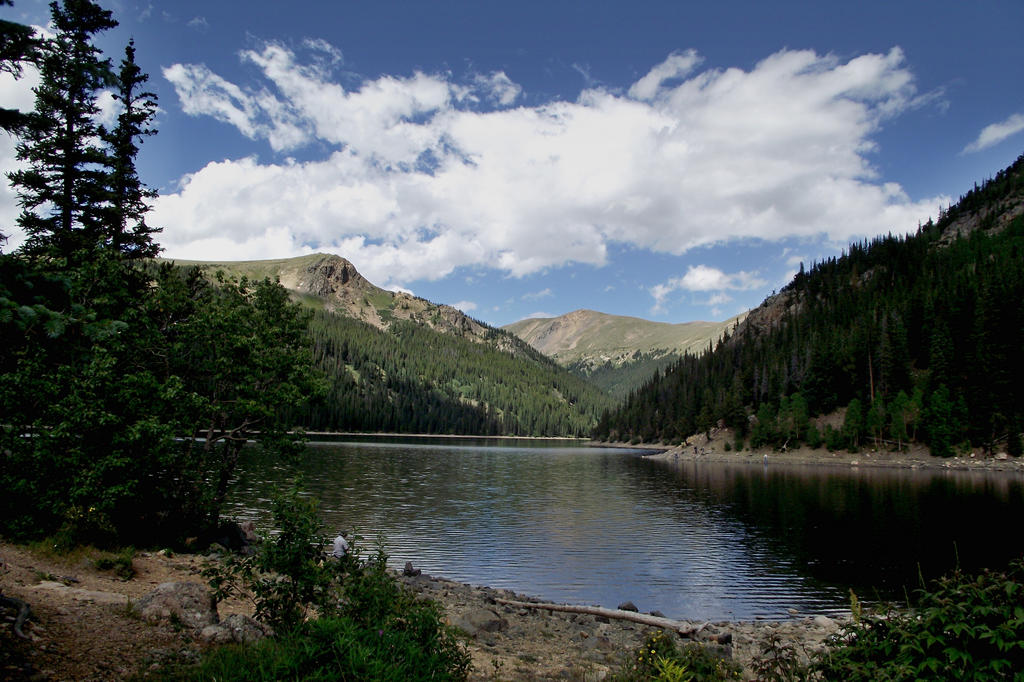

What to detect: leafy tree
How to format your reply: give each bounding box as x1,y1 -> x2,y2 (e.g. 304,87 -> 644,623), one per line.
154,269 -> 321,529
866,393 -> 886,449
888,390 -> 910,450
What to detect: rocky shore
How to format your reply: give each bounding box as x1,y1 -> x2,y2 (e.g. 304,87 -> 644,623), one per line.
398,569 -> 845,680
604,425 -> 1024,473
1,541 -> 845,681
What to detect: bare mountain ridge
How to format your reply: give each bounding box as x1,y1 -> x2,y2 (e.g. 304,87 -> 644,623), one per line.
168,253 -> 501,346
503,309 -> 745,369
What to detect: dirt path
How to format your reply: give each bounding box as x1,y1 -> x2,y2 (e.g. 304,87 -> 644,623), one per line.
1,542 -> 840,681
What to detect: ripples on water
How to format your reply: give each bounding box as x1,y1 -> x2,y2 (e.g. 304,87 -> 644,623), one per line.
223,440 -> 1024,621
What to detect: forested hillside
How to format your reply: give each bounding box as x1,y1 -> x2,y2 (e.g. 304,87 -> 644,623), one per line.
293,311 -> 611,436
595,153 -> 1024,457
180,255 -> 613,437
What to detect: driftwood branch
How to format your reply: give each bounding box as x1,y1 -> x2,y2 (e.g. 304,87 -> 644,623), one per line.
1,594 -> 32,639
494,597 -> 709,638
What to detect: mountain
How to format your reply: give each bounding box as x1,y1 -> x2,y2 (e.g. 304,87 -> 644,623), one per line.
595,152 -> 1024,456
503,309 -> 744,399
168,253 -> 611,437
169,253 -> 502,346
504,309 -> 743,366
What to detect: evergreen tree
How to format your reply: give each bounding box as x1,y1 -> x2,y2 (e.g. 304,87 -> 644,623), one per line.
843,398 -> 864,451
8,0 -> 117,263
104,39 -> 159,258
0,0 -> 41,135
924,384 -> 958,458
866,393 -> 887,449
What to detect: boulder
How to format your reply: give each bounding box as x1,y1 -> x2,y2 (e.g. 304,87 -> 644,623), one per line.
137,582 -> 217,630
452,608 -> 508,638
616,601 -> 638,612
813,615 -> 838,632
200,614 -> 273,644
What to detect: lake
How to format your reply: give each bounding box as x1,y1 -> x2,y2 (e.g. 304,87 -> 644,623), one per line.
224,439 -> 1024,621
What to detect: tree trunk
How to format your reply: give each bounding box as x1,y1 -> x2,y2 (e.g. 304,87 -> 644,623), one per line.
492,597 -> 709,637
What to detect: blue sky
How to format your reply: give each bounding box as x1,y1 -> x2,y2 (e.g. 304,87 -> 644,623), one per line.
2,1 -> 1023,326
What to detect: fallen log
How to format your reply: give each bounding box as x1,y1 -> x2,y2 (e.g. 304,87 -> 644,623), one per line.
493,597 -> 709,638
1,594 -> 32,639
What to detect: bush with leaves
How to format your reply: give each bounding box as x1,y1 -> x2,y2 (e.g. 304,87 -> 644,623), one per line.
610,630 -> 741,681
814,560 -> 1024,680
201,483 -> 470,680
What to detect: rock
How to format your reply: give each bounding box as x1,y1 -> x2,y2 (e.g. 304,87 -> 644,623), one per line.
136,582 -> 217,631
199,614 -> 273,644
581,635 -> 615,652
995,452 -> 1009,461
617,601 -> 638,612
649,610 -> 665,618
238,521 -> 259,545
403,561 -> 421,577
813,615 -> 838,632
452,608 -> 508,638
716,632 -> 733,645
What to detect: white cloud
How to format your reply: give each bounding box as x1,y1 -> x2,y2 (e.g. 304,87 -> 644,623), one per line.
524,311 -> 554,319
452,300 -> 477,313
473,71 -> 522,106
628,50 -> 701,100
963,113 -> 1024,153
187,16 -> 208,31
3,40 -> 946,288
649,265 -> 766,314
522,288 -> 553,300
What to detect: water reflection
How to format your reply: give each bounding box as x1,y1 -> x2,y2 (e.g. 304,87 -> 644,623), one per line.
654,460 -> 1024,599
223,442 -> 1024,621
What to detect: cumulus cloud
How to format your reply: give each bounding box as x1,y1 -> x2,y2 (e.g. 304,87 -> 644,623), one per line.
452,300 -> 477,313
649,265 -> 766,314
963,113 -> 1024,153
142,43 -> 946,289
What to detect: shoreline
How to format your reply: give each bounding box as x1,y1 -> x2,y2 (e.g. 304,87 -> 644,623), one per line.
597,427 -> 1024,474
0,541 -> 843,680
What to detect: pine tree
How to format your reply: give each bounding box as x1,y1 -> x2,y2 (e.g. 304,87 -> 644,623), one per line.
104,39 -> 160,258
0,0 -> 41,135
8,0 -> 117,263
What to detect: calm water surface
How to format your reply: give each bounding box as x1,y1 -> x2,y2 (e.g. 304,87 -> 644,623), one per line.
225,440 -> 1024,621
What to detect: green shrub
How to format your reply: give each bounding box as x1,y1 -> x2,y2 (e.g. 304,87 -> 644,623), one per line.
611,630 -> 741,681
191,607 -> 470,681
199,482 -> 469,680
93,546 -> 136,580
815,560 -> 1024,680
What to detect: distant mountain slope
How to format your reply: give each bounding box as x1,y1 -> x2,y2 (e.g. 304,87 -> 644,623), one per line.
596,152 -> 1024,454
168,254 -> 610,436
503,309 -> 744,399
504,309 -> 743,366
